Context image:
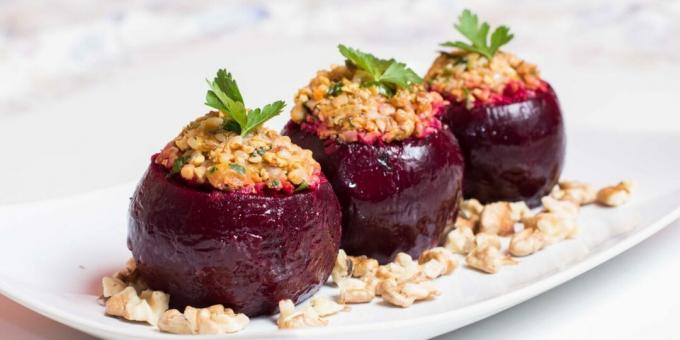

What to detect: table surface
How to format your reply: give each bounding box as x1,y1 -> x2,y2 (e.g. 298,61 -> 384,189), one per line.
1,0 -> 679,339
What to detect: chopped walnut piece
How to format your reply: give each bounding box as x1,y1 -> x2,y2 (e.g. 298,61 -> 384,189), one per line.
349,255 -> 379,278
376,253 -> 421,283
180,305 -> 249,335
460,198 -> 484,219
551,181 -> 597,206
456,199 -> 484,230
337,278 -> 376,304
379,279 -> 440,308
419,247 -> 458,276
479,202 -> 527,236
445,226 -> 475,255
102,276 -> 126,298
112,258 -> 148,293
331,249 -> 351,284
596,181 -> 634,207
509,228 -> 546,257
311,296 -> 349,317
104,287 -> 169,326
466,233 -> 515,274
277,299 -> 328,329
541,196 -> 579,218
379,279 -> 415,308
523,212 -> 578,245
158,309 -> 193,335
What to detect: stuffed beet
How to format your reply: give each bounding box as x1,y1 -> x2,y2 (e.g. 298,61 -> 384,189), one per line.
425,10 -> 566,207
128,69 -> 342,317
283,45 -> 464,264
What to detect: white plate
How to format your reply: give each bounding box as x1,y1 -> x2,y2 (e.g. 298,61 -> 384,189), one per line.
0,128 -> 679,340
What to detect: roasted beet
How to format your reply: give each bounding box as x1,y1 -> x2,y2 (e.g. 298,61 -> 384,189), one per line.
128,160 -> 342,316
441,85 -> 565,207
283,122 -> 464,264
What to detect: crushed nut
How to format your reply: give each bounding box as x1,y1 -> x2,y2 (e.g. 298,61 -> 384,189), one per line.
277,299 -> 328,329
102,276 -> 127,298
596,181 -> 633,207
456,199 -> 484,230
337,278 -> 375,304
509,228 -> 546,257
331,249 -> 351,284
379,279 -> 440,308
541,196 -> 579,218
158,309 -> 193,335
419,247 -> 458,277
376,253 -> 421,283
466,234 -> 516,274
104,287 -> 169,326
349,255 -> 379,278
550,181 -> 597,206
173,305 -> 250,335
479,201 -> 530,236
310,296 -> 349,317
523,212 -> 578,245
445,226 -> 475,255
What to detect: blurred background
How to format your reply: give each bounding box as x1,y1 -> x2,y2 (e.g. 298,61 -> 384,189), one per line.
1,0 -> 680,204
0,0 -> 679,339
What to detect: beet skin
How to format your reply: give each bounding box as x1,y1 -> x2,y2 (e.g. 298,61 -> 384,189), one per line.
441,85 -> 565,207
127,161 -> 342,316
283,122 -> 464,264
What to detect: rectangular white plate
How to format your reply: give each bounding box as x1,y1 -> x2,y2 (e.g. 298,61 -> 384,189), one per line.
0,128 -> 679,340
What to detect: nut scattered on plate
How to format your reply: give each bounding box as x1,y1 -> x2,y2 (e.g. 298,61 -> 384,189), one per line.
100,179 -> 633,334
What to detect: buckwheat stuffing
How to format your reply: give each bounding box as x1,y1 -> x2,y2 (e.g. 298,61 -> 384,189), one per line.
155,112 -> 320,193
425,51 -> 545,109
291,64 -> 446,144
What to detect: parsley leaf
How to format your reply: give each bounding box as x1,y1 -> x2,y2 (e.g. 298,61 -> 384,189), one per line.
205,69 -> 286,137
168,156 -> 188,177
294,181 -> 309,192
327,82 -> 343,96
440,9 -> 514,60
241,100 -> 285,136
229,163 -> 245,175
338,44 -> 422,96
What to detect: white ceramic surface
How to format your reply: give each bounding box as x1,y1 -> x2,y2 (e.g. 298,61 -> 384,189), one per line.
0,128 -> 678,340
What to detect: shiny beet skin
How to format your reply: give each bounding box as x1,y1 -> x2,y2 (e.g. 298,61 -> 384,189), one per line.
128,161 -> 342,316
283,122 -> 464,264
441,85 -> 565,207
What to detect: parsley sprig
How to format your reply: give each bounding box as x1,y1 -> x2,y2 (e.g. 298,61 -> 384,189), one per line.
338,44 -> 422,97
205,69 -> 285,136
440,9 -> 514,60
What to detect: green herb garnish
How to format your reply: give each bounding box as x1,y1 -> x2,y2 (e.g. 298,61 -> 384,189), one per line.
169,156 -> 188,177
208,165 -> 218,174
229,163 -> 246,175
440,9 -> 514,60
338,44 -> 422,97
271,179 -> 280,188
327,82 -> 343,96
294,181 -> 309,192
205,69 -> 286,136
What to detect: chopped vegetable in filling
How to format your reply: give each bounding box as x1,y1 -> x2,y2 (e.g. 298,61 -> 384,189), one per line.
291,45 -> 447,144
156,112 -> 321,194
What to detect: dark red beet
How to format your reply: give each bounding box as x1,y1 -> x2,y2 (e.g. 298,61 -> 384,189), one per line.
283,122 -> 464,264
127,160 -> 342,316
441,84 -> 565,207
